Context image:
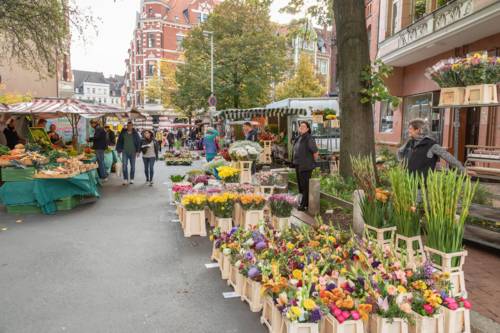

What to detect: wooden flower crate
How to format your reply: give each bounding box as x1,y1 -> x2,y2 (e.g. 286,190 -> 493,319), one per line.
464,84 -> 498,105
320,314 -> 363,333
364,225 -> 396,248
215,217 -> 233,233
369,315 -> 409,333
233,202 -> 242,227
259,140 -> 272,164
243,209 -> 264,230
424,247 -> 467,297
259,185 -> 274,197
395,234 -> 425,269
183,210 -> 207,237
285,320 -> 319,333
228,265 -> 244,295
219,251 -> 231,280
241,278 -> 263,312
443,307 -> 471,333
205,207 -> 215,227
178,205 -> 186,228
409,312 -> 444,333
239,161 -> 253,184
261,296 -> 285,333
272,216 -> 291,231
439,87 -> 465,106
211,241 -> 221,263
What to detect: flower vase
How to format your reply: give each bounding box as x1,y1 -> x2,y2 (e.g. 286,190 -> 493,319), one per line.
364,224 -> 396,248
215,217 -> 233,233
464,84 -> 498,105
395,234 -> 426,269
219,251 -> 231,280
272,215 -> 291,231
183,210 -> 206,237
242,209 -> 264,230
424,246 -> 468,297
241,278 -> 263,312
442,307 -> 471,333
409,312 -> 444,333
320,314 -> 364,333
439,87 -> 465,106
261,296 -> 285,333
239,160 -> 253,184
369,315 -> 409,333
284,320 -> 319,333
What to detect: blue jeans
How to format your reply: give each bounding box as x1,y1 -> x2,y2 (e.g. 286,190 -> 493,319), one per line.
95,149 -> 108,179
143,157 -> 155,181
122,152 -> 136,180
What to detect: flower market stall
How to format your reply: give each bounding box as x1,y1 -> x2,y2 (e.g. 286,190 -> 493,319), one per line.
168,161 -> 476,333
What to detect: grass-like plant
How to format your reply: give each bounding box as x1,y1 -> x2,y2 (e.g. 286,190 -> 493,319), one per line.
420,170 -> 477,254
389,166 -> 421,237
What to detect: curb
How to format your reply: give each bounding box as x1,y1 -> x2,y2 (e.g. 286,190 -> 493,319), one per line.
471,310 -> 500,333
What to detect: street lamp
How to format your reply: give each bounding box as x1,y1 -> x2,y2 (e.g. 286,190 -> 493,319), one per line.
203,31 -> 214,97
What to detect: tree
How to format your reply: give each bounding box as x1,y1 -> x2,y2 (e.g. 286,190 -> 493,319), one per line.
276,55 -> 325,99
144,61 -> 178,108
0,0 -> 94,77
175,0 -> 288,111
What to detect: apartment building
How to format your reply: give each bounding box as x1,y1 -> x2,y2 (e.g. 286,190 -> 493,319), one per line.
73,70 -> 124,106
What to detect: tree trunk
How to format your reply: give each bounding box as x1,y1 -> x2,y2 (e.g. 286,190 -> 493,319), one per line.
333,0 -> 376,178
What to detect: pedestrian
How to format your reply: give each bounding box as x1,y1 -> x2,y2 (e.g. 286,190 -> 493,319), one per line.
398,118 -> 465,177
116,121 -> 141,185
292,121 -> 318,211
243,121 -> 258,142
167,130 -> 175,151
141,130 -> 159,186
47,124 -> 63,145
105,125 -> 116,146
3,118 -> 24,149
203,128 -> 219,162
89,120 -> 109,181
155,130 -> 163,152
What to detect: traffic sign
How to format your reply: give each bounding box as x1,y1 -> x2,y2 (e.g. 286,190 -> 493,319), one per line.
208,106 -> 216,112
208,94 -> 217,107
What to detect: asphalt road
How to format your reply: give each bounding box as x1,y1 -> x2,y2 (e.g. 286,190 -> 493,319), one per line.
0,159 -> 266,333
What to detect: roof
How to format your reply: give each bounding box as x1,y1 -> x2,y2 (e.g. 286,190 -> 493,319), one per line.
73,70 -> 107,91
106,75 -> 125,97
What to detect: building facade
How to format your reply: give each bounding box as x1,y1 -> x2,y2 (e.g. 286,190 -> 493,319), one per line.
73,70 -> 124,106
372,0 -> 500,162
123,0 -> 218,114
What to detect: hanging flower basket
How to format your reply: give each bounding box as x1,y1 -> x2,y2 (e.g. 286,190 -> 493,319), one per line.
464,84 -> 498,105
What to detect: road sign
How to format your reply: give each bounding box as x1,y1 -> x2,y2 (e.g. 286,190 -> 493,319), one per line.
208,106 -> 216,112
208,94 -> 217,107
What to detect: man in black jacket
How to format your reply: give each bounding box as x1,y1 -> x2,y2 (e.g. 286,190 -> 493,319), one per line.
90,120 -> 108,180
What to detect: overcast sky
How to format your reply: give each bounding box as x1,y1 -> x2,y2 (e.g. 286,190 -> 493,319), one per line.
70,0 -> 297,77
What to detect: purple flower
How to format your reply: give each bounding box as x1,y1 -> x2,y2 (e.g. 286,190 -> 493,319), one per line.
298,262 -> 304,269
255,241 -> 267,250
310,308 -> 322,322
229,227 -> 238,236
247,266 -> 260,279
423,260 -> 434,279
371,260 -> 381,268
244,251 -> 254,261
326,283 -> 336,291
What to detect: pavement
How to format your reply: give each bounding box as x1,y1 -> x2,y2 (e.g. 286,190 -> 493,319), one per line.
0,160 -> 266,333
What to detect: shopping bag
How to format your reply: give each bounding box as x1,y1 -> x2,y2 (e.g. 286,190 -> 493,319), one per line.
115,161 -> 123,177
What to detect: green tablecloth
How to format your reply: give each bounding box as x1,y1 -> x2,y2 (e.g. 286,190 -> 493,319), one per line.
0,170 -> 100,214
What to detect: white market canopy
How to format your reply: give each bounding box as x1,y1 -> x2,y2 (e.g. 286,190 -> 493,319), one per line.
217,107 -> 307,120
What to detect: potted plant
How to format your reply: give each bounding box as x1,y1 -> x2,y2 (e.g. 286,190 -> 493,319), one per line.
239,194 -> 266,229
181,193 -> 207,237
408,288 -> 444,333
269,194 -> 296,231
208,192 -> 238,233
256,171 -> 276,196
217,165 -> 240,184
389,166 -> 425,268
441,295 -> 472,333
420,170 -> 476,297
461,53 -> 499,105
425,58 -> 465,106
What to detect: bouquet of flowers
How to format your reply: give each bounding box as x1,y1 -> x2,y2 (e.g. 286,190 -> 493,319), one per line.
220,148 -> 231,161
229,140 -> 263,161
461,53 -> 499,85
239,194 -> 266,210
208,192 -> 238,218
224,183 -> 255,193
192,174 -> 210,186
181,193 -> 207,211
425,58 -> 465,87
217,166 -> 240,183
204,157 -> 228,171
256,171 -> 276,186
172,184 -> 192,202
269,194 -> 296,218
442,295 -> 471,311
258,132 -> 275,142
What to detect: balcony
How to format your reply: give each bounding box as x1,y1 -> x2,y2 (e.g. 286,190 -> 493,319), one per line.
378,0 -> 500,66
58,80 -> 74,98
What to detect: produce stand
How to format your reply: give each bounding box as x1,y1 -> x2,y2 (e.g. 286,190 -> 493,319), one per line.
0,169 -> 100,214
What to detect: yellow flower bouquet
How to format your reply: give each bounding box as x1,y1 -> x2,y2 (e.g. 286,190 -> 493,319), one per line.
217,166 -> 240,183
208,192 -> 238,218
239,193 -> 266,210
181,193 -> 207,211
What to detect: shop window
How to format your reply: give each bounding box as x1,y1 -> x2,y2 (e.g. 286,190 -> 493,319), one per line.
379,101 -> 394,133
402,92 -> 443,143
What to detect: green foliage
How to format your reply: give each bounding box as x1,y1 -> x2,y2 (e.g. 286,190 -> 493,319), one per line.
170,175 -> 185,183
175,0 -> 288,110
276,55 -> 326,99
414,0 -> 427,20
360,59 -> 400,108
472,183 -> 493,206
389,166 -> 421,237
420,170 -> 477,253
281,0 -> 333,26
311,167 -> 322,179
320,174 -> 356,202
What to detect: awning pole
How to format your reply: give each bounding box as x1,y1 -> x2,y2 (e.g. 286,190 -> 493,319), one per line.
453,107 -> 460,160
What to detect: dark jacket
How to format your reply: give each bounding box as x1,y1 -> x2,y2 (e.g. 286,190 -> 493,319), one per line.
3,126 -> 20,149
90,125 -> 108,150
116,128 -> 141,153
106,130 -> 116,146
292,132 -> 318,171
167,132 -> 175,144
141,138 -> 159,159
245,129 -> 258,142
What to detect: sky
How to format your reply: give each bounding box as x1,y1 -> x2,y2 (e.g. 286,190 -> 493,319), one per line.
70,0 -> 298,77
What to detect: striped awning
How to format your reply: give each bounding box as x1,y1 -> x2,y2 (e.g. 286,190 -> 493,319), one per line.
217,107 -> 307,120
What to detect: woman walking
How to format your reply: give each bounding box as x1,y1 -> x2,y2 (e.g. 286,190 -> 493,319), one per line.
292,121 -> 318,211
141,130 -> 159,186
203,128 -> 219,162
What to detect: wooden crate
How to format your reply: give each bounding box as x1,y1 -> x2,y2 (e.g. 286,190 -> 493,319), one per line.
424,247 -> 467,297
364,225 -> 396,248
320,314 -> 364,333
272,216 -> 291,231
439,87 -> 465,106
241,278 -> 263,312
409,312 -> 444,333
239,161 -> 253,184
219,251 -> 231,280
215,217 -> 233,233
464,84 -> 498,105
242,209 -> 264,230
369,315 -> 409,333
210,241 -> 221,263
183,210 -> 206,237
443,307 -> 471,333
395,234 -> 425,269
285,320 -> 319,333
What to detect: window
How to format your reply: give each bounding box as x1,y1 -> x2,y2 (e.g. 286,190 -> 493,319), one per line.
391,1 -> 398,34
87,88 -> 90,94
137,68 -> 142,80
148,33 -> 155,48
366,1 -> 372,17
92,88 -> 95,94
136,40 -> 141,53
379,101 -> 394,133
318,59 -> 328,75
176,35 -> 184,51
159,33 -> 163,48
148,63 -> 155,76
183,9 -> 190,23
148,7 -> 153,16
367,26 -> 372,50
402,93 -> 443,143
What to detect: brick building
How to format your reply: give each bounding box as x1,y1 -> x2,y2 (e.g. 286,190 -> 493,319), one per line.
123,0 -> 218,116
